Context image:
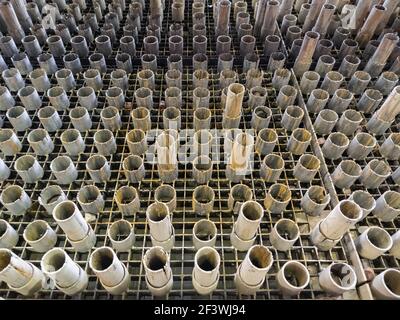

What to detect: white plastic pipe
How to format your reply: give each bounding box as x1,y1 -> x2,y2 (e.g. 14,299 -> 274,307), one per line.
269,219 -> 299,251
371,269 -> 400,300
235,245 -> 273,294
193,246 -> 220,294
143,246 -> 173,296
0,248 -> 42,291
23,220 -> 57,252
318,262 -> 357,295
53,200 -> 89,242
0,219 -> 18,249
107,219 -> 135,252
192,219 -> 217,251
89,246 -> 126,288
320,200 -> 362,239
234,200 -> 263,241
355,227 -> 393,260
276,261 -> 310,296
146,202 -> 173,242
389,230 -> 400,259
41,248 -> 88,295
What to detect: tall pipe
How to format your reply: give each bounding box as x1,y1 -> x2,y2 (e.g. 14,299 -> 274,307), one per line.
356,5 -> 387,48
302,0 -> 325,33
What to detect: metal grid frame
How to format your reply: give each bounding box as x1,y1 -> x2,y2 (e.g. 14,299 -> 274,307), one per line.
294,65 -> 400,299
0,0 -> 364,300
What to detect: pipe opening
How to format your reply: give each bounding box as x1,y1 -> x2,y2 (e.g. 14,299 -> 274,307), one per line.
329,263 -> 356,288
56,69 -> 72,79
0,129 -> 14,142
264,154 -> 284,170
383,270 -> 400,296
194,69 -> 209,80
326,71 -> 343,82
241,201 -> 262,221
355,133 -> 376,147
94,129 -> 113,144
254,106 -> 272,119
344,55 -> 360,65
51,156 -> 72,172
48,86 -> 64,97
383,191 -> 400,209
283,262 -> 309,288
339,200 -> 362,220
30,69 -> 46,79
101,106 -> 119,119
0,220 -> 8,238
109,220 -> 132,242
335,89 -> 353,100
286,105 -> 304,119
15,155 -> 36,171
77,87 -> 94,97
18,86 -> 35,97
168,54 -> 182,63
166,69 -> 181,81
40,186 -> 63,205
91,247 -> 114,271
3,68 -> 19,78
340,160 -> 362,177
365,89 -> 382,100
7,106 -> 25,119
292,128 -> 311,143
145,248 -> 167,271
38,106 -> 56,119
127,129 -> 145,143
116,51 -> 129,61
194,108 -> 211,120
194,155 -> 212,171
24,220 -> 48,242
141,54 -> 156,63
78,185 -> 101,204
71,35 -> 85,44
269,184 -> 291,202
299,154 -> 320,170
304,71 -> 320,81
0,250 -> 12,271
147,202 -> 169,221
132,107 -> 149,120
249,245 -> 272,269
194,220 -> 216,241
193,186 -> 214,204
123,155 -> 143,171
196,248 -> 219,271
368,160 -> 391,177
231,184 -> 252,202
250,86 -> 267,97
54,201 -> 76,221
351,191 -> 375,211
61,129 -> 80,143
115,186 -> 137,204
95,35 -> 110,44
366,227 -> 392,250
308,186 -> 329,204
275,219 -> 299,241
319,109 -> 337,122
138,69 -> 154,81
87,155 -> 107,171
320,55 -> 335,64
343,109 -> 362,122
354,71 -> 371,81
1,185 -> 23,204
330,132 -> 349,147
135,87 -> 152,98
111,69 -> 127,80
